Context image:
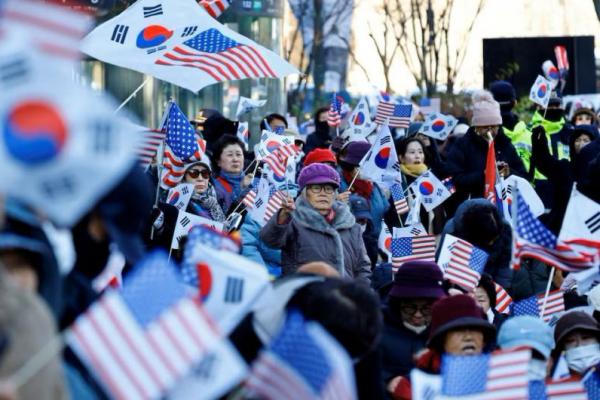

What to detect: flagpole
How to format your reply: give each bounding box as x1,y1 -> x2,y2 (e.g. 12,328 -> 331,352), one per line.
540,267 -> 556,317
346,168 -> 360,192
229,162 -> 260,217
114,77 -> 151,114
150,101 -> 173,240
243,159 -> 257,175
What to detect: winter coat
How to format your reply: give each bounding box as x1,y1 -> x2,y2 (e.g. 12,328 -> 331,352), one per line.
379,307 -> 430,383
241,216 -> 282,268
303,124 -> 332,155
442,199 -> 513,290
186,186 -> 226,222
0,270 -> 68,400
260,196 -> 372,283
213,171 -> 245,214
445,128 -> 527,210
510,258 -> 552,300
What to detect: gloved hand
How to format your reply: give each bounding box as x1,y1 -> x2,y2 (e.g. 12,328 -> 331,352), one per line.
331,135 -> 347,153
587,284 -> 600,311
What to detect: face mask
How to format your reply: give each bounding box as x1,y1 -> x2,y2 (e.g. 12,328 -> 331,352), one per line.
528,359 -> 547,381
544,108 -> 564,122
403,321 -> 427,334
565,343 -> 600,374
359,224 -> 367,234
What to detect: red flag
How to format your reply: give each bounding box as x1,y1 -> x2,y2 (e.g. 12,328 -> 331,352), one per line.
484,140 -> 497,204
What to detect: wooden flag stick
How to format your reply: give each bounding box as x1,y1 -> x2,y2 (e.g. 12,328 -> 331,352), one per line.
346,169 -> 360,192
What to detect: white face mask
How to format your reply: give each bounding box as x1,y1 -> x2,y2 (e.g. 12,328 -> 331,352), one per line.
359,224 -> 367,234
403,321 -> 427,334
528,359 -> 547,381
565,343 -> 600,374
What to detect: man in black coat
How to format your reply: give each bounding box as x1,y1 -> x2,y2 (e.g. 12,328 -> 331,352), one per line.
446,91 -> 527,212
304,107 -> 333,155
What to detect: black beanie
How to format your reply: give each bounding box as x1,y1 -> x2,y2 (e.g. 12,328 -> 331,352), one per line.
477,273 -> 497,308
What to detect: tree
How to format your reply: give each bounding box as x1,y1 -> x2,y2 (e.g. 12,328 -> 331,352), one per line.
356,0 -> 485,97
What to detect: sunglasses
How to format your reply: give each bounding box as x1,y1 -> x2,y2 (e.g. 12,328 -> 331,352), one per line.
186,168 -> 210,179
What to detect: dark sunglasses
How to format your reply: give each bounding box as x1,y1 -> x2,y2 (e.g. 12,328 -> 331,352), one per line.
186,168 -> 210,179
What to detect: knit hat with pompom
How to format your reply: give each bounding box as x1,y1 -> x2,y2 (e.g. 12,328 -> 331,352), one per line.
471,90 -> 502,127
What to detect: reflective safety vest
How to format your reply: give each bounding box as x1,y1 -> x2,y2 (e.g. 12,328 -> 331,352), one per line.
503,121 -> 532,172
528,112 -> 571,181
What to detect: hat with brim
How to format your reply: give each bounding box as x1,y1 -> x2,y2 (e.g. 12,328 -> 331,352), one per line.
427,294 -> 496,351
554,311 -> 600,352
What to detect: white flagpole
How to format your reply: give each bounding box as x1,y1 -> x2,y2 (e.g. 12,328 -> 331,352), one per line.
114,77 -> 151,114
540,267 -> 556,317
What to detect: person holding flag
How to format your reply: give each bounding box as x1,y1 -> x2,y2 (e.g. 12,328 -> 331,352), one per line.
446,90 -> 527,213
211,135 -> 256,213
259,163 -> 372,283
489,80 -> 534,174
183,157 -> 226,222
531,123 -> 598,233
304,107 -> 333,154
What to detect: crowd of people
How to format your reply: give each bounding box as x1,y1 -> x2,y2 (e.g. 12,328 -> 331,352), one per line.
1,74 -> 600,400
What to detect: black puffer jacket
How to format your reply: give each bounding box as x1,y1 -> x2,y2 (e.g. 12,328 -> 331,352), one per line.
445,128 -> 527,210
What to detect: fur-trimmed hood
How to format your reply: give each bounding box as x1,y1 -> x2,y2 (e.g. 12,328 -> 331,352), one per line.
293,195 -> 356,233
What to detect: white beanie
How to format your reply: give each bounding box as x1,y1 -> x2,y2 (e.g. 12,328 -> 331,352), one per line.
471,90 -> 502,127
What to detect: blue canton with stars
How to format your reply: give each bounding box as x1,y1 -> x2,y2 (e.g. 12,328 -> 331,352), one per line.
268,310 -> 332,394
510,295 -> 539,317
516,192 -> 557,248
164,102 -> 197,160
393,104 -> 412,117
441,354 -> 489,395
120,251 -> 189,328
584,368 -> 600,398
391,237 -> 413,258
183,28 -> 240,53
470,247 -> 489,275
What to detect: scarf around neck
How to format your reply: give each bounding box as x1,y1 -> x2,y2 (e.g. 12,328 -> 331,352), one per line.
400,163 -> 428,178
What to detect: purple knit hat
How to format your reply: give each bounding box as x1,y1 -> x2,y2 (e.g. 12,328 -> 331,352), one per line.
340,141 -> 371,166
389,261 -> 445,299
298,163 -> 340,190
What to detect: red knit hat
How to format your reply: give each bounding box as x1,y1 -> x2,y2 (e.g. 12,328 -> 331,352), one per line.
304,148 -> 337,166
427,294 -> 496,351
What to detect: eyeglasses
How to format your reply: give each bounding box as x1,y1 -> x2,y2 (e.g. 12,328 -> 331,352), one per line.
186,168 -> 210,179
400,303 -> 433,316
307,184 -> 336,194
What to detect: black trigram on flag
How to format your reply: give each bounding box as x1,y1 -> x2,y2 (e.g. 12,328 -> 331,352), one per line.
181,185 -> 190,195
111,24 -> 129,44
143,4 -> 163,17
90,120 -> 113,154
41,175 -> 75,199
181,26 -> 198,37
254,198 -> 264,209
380,135 -> 391,145
0,56 -> 29,87
585,212 -> 600,234
224,277 -> 244,303
410,227 -> 423,235
180,215 -> 191,227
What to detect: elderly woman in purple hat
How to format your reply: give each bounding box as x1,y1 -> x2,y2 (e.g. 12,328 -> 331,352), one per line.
379,261 -> 446,385
260,163 -> 371,283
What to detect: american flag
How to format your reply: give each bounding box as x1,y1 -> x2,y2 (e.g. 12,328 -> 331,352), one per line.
160,138 -> 207,189
241,189 -> 257,208
67,252 -> 221,400
441,349 -> 531,399
374,101 -> 412,128
264,188 -> 286,223
156,28 -> 276,81
391,235 -> 436,272
511,289 -> 564,322
136,128 -> 165,168
164,102 -> 197,160
442,176 -> 456,194
390,183 -> 409,215
1,0 -> 92,61
512,191 -> 595,272
327,93 -> 342,127
583,370 -> 600,399
263,144 -> 300,177
245,310 -> 356,400
198,0 -> 231,19
546,377 -> 588,399
443,238 -> 489,291
494,282 -> 513,314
